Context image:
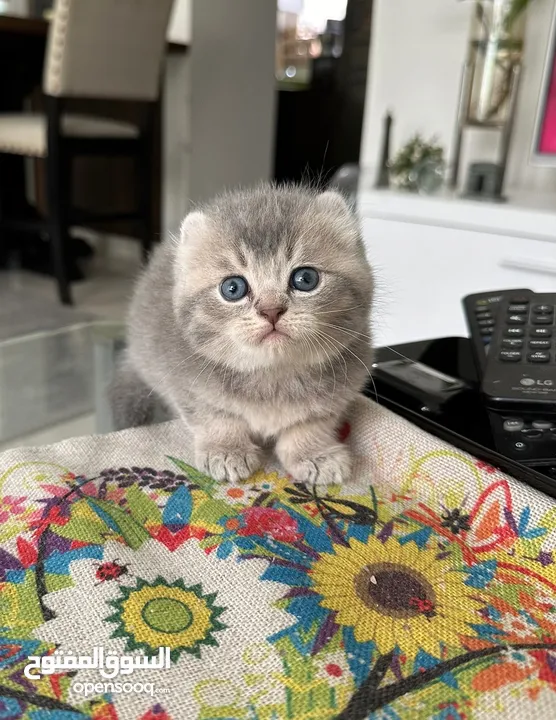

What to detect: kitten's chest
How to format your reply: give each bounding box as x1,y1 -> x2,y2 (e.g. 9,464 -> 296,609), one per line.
224,372 -> 335,437
240,400 -> 310,437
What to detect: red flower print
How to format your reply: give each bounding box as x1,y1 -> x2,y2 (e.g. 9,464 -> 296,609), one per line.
239,507 -> 301,543
0,495 -> 27,523
139,705 -> 170,720
531,650 -> 556,686
476,461 -> 497,474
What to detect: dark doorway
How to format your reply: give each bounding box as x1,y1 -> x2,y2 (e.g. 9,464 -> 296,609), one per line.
274,0 -> 373,185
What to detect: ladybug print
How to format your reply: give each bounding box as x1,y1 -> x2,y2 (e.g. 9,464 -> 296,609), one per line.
95,561 -> 128,584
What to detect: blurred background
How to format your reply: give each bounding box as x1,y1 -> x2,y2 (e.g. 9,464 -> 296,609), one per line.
1,0 -> 556,448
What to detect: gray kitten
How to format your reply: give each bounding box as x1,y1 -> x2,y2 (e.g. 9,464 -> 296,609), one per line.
112,184 -> 374,485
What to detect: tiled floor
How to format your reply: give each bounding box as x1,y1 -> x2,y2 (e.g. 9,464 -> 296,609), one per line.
1,234 -> 140,322
0,235 -> 140,452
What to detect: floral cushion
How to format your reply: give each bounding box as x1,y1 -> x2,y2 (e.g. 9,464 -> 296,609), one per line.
0,397 -> 555,720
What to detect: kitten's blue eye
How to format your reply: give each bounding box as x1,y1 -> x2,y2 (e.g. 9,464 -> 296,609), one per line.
290,267 -> 319,292
220,276 -> 248,301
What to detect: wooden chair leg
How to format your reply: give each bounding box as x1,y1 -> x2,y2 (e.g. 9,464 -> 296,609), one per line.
136,142 -> 154,264
47,148 -> 72,305
137,104 -> 157,264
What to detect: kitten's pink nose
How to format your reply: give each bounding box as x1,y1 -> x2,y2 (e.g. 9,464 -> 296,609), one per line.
258,306 -> 286,326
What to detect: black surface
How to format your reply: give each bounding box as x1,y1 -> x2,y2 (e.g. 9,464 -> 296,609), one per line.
367,336 -> 556,499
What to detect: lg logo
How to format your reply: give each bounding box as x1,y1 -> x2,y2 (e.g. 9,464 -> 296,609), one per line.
520,378 -> 554,387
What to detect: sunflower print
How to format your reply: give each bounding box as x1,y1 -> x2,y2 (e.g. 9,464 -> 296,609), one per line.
311,536 -> 485,658
107,577 -> 227,661
3,432 -> 556,720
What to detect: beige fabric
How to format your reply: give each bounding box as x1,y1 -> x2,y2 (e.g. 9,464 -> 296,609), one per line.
43,0 -> 174,101
0,400 -> 555,718
0,113 -> 139,157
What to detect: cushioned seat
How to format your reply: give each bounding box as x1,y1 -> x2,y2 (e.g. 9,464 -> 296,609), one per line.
0,113 -> 139,157
0,0 -> 174,306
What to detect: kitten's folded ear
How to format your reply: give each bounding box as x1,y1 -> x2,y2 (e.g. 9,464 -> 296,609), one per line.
315,190 -> 352,215
179,211 -> 209,244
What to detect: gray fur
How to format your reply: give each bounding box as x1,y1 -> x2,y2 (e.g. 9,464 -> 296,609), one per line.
116,184 -> 374,484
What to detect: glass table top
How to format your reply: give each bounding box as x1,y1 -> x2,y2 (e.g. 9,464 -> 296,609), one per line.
0,322 -> 126,452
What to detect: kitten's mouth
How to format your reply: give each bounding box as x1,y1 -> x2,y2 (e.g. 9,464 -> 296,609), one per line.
259,328 -> 289,344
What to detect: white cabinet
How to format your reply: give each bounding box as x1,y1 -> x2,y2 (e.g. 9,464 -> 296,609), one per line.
358,191 -> 556,348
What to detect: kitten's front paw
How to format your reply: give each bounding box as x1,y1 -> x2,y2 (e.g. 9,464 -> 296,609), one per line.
286,445 -> 352,486
196,447 -> 262,483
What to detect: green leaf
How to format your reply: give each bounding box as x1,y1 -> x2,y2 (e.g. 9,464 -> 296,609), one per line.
45,574 -> 74,593
190,497 -> 232,527
52,499 -> 109,544
504,0 -> 534,32
167,457 -> 216,493
125,485 -> 163,525
54,518 -> 108,544
87,499 -> 150,550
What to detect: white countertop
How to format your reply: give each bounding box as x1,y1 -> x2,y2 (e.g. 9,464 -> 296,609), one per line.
357,186 -> 556,245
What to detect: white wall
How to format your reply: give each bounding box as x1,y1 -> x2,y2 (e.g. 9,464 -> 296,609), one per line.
188,0 -> 277,204
163,54 -> 191,240
361,0 -> 556,193
163,0 -> 192,239
168,0 -> 192,45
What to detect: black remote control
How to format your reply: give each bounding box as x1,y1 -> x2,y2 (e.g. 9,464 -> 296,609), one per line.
463,289 -> 531,375
482,291 -> 556,463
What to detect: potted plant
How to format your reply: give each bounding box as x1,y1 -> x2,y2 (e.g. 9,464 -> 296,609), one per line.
464,0 -> 536,124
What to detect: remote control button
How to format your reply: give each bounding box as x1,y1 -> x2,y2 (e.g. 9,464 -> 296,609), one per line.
533,305 -> 554,314
530,328 -> 552,337
478,319 -> 495,327
512,441 -> 528,452
510,296 -> 529,304
505,327 -> 525,337
502,338 -> 523,347
533,420 -> 554,430
507,314 -> 527,325
476,312 -> 493,320
503,418 -> 524,432
480,328 -> 492,337
522,429 -> 543,439
499,350 -> 522,362
533,315 -> 554,325
550,428 -> 556,437
529,339 -> 552,349
527,351 -> 550,363
508,304 -> 528,312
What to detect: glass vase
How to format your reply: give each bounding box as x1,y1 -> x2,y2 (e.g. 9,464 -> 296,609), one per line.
467,0 -> 526,125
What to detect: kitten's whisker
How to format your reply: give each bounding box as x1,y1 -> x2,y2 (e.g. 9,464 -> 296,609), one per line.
203,345 -> 233,388
316,330 -> 378,404
313,330 -> 349,391
305,333 -> 325,394
310,332 -> 337,398
315,305 -> 364,316
382,346 -> 418,364
319,322 -> 373,342
366,370 -> 379,405
147,352 -> 201,398
189,356 -> 217,392
312,296 -> 360,312
299,332 -> 317,368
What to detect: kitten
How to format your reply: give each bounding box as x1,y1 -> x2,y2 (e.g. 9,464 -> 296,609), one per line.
112,184 -> 374,485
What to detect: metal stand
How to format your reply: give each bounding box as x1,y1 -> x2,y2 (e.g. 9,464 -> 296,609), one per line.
449,62 -> 522,198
